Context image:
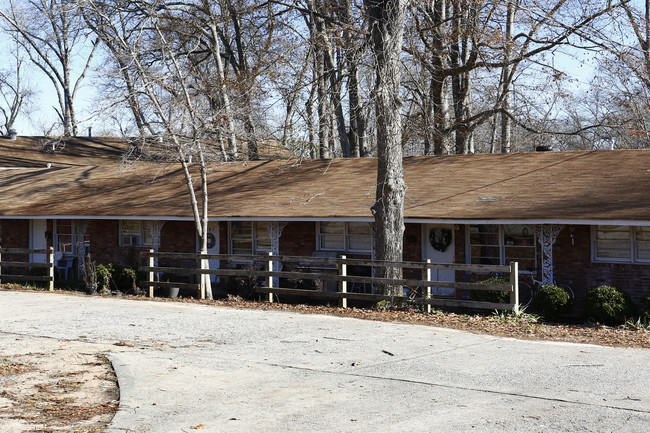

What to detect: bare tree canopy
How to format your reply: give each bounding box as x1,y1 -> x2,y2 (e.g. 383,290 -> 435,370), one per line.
0,0 -> 98,136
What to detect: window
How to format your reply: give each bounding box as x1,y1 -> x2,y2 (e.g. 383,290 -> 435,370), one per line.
54,220 -> 89,255
56,220 -> 74,254
120,220 -> 154,246
229,222 -> 272,255
318,222 -> 371,253
593,225 -> 650,263
468,224 -> 535,271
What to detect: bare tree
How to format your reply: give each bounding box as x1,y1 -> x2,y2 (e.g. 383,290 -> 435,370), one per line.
0,40 -> 34,135
81,0 -> 229,298
402,0 -> 621,155
0,0 -> 98,136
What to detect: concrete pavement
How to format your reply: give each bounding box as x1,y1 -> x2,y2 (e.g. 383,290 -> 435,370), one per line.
1,290 -> 648,432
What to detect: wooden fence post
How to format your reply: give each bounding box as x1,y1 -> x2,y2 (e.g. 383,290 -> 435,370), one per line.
510,261 -> 519,314
339,255 -> 347,308
424,259 -> 431,314
47,247 -> 54,291
0,247 -> 2,286
148,249 -> 155,298
199,256 -> 206,300
267,252 -> 274,303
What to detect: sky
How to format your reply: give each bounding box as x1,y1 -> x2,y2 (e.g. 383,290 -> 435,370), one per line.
0,0 -> 639,138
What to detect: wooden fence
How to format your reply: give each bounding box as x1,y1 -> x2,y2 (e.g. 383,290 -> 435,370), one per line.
140,251 -> 520,313
0,247 -> 55,291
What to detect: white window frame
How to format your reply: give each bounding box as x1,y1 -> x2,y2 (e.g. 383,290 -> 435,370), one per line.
228,221 -> 272,256
54,220 -> 75,255
54,220 -> 90,256
317,222 -> 372,254
466,224 -> 537,272
119,220 -> 154,247
591,225 -> 650,264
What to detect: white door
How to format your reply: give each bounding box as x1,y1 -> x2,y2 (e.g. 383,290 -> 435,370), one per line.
423,224 -> 455,297
206,222 -> 220,283
29,219 -> 48,263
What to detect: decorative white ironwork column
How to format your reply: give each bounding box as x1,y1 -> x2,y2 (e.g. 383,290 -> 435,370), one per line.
75,220 -> 88,279
149,221 -> 165,267
266,221 -> 287,287
535,224 -> 564,285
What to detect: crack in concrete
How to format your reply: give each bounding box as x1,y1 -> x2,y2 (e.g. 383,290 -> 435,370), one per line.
261,362 -> 650,415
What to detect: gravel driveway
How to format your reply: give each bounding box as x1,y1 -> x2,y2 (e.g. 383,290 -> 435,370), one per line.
1,291 -> 649,432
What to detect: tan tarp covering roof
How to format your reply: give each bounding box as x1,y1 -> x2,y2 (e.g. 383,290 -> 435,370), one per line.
1,137 -> 649,221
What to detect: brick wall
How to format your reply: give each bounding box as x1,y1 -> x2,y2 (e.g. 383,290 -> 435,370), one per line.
85,220 -> 196,267
0,219 -> 30,266
554,225 -> 650,307
279,222 -> 316,257
0,219 -> 29,248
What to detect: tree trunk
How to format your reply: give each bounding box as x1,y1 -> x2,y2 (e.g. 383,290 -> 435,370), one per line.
500,0 -> 516,153
316,44 -> 331,158
366,0 -> 408,297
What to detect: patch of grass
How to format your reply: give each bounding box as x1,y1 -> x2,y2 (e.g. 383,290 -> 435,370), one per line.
490,307 -> 541,324
625,316 -> 650,330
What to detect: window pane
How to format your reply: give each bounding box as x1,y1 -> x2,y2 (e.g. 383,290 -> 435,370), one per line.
232,240 -> 253,255
142,221 -> 154,245
348,234 -> 371,252
320,222 -> 344,234
595,226 -> 630,260
503,225 -> 534,247
321,234 -> 344,250
255,223 -> 272,252
636,227 -> 650,260
121,220 -> 140,234
469,225 -> 500,265
469,224 -> 499,246
57,220 -> 73,253
348,222 -> 371,235
231,221 -> 252,237
503,225 -> 535,270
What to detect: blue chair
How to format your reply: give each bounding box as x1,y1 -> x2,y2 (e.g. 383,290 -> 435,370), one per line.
54,252 -> 74,280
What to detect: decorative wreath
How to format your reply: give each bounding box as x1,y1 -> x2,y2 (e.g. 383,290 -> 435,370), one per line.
429,228 -> 452,252
206,233 -> 216,250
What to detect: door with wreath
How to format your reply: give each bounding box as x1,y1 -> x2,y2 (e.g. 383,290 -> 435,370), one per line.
423,224 -> 455,297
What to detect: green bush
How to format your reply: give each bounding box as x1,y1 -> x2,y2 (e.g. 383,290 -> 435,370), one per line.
112,266 -> 139,293
470,277 -> 510,304
585,285 -> 633,325
531,284 -> 572,319
95,264 -> 114,292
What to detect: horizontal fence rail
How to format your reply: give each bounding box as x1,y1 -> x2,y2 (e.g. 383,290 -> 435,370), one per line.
0,247 -> 55,291
140,250 -> 520,313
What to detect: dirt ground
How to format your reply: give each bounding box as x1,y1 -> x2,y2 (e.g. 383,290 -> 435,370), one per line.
0,335 -> 118,433
1,287 -> 648,432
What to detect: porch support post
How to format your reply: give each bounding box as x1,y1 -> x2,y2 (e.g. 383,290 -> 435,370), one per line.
535,224 -> 564,285
75,220 -> 88,279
